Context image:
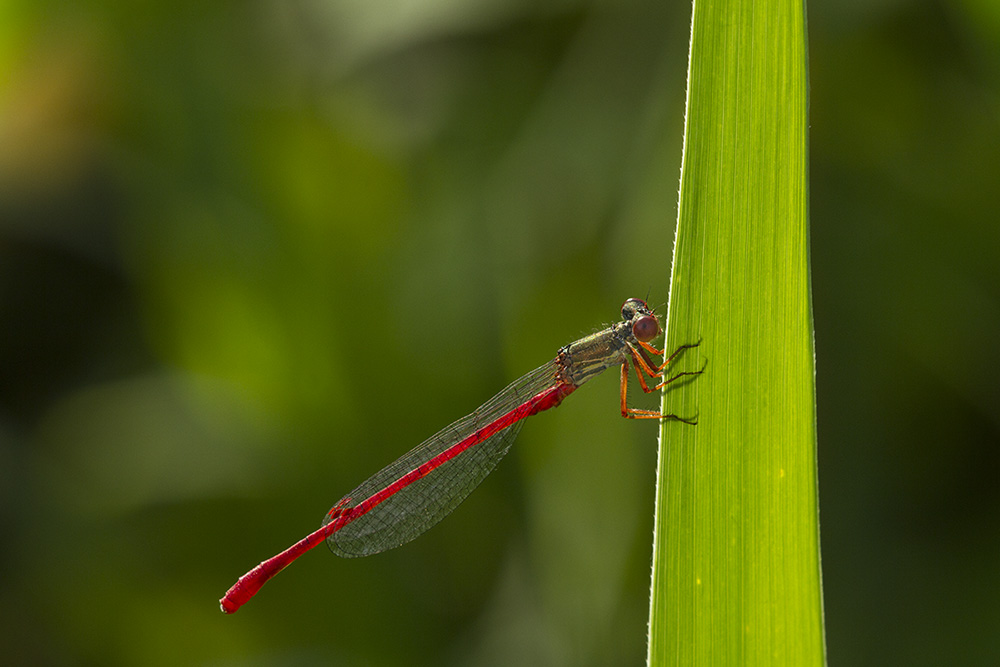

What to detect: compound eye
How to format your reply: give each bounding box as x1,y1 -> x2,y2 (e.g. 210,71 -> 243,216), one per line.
632,314 -> 660,342
621,298 -> 647,321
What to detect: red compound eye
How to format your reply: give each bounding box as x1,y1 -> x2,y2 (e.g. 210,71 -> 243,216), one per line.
632,314 -> 659,342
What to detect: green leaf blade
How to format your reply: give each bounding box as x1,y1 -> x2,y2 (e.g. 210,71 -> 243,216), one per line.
648,0 -> 824,665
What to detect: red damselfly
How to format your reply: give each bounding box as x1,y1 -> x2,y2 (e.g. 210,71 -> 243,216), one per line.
220,298 -> 702,613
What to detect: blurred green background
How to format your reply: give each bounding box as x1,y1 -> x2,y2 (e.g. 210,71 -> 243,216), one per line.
1,0 -> 997,665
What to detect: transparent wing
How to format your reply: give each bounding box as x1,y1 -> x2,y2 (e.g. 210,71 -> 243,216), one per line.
325,358 -> 561,557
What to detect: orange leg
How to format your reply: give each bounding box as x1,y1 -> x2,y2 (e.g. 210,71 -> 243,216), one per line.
639,339 -> 702,372
638,340 -> 664,356
618,339 -> 704,422
619,360 -> 662,419
627,346 -> 703,390
621,359 -> 704,426
628,347 -> 662,393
